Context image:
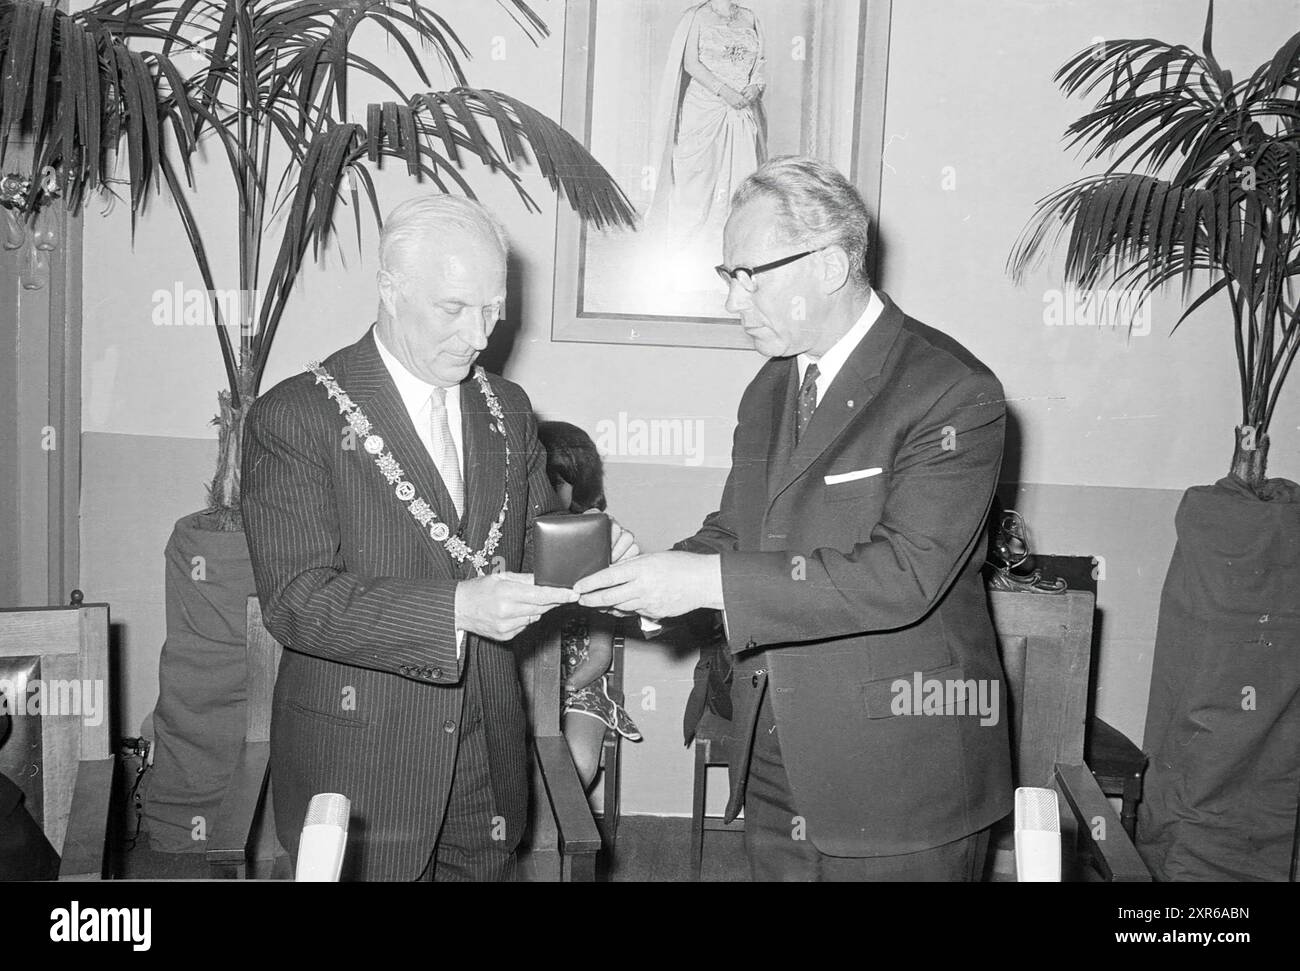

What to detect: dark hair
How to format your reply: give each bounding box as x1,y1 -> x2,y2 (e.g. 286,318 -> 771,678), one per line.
535,423 -> 605,519
537,420 -> 606,513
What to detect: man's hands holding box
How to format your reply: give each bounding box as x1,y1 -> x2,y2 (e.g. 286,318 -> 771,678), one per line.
454,572 -> 576,642
574,551 -> 724,621
454,512 -> 641,641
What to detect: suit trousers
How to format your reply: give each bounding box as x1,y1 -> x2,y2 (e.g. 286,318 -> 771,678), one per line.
743,686 -> 989,881
416,638 -> 518,882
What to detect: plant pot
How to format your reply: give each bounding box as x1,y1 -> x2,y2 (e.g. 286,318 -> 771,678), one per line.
141,511 -> 257,853
1137,475 -> 1300,881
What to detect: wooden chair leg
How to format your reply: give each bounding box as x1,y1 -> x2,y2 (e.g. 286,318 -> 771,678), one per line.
598,734 -> 621,853
1121,774 -> 1141,841
606,735 -> 620,851
690,741 -> 708,882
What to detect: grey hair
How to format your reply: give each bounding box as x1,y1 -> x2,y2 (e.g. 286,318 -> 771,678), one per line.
731,155 -> 873,288
378,193 -> 510,280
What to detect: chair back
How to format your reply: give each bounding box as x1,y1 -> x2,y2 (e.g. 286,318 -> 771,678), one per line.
244,597 -> 282,744
205,596 -> 284,878
519,609 -> 566,741
0,600 -> 111,852
987,590 -> 1094,788
516,607 -> 602,880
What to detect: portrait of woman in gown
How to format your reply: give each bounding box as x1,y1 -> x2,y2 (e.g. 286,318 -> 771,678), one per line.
564,0 -> 873,330
647,0 -> 768,289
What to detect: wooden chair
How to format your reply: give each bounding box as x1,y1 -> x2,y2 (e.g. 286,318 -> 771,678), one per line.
533,611 -> 630,854
1030,555 -> 1147,839
988,589 -> 1149,881
516,610 -> 603,881
206,596 -> 283,879
0,592 -> 115,879
687,589 -> 1148,881
209,596 -> 601,881
689,708 -> 742,881
596,629 -> 625,850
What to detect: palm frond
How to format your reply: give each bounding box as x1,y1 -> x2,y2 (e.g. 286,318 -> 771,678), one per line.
1010,0 -> 1300,455
0,0 -> 198,216
1,0 -> 639,465
360,88 -> 636,231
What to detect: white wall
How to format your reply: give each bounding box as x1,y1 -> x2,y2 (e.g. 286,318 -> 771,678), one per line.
880,0 -> 1298,490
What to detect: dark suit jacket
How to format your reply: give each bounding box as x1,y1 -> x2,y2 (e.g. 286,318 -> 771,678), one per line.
242,327 -> 559,880
677,293 -> 1013,857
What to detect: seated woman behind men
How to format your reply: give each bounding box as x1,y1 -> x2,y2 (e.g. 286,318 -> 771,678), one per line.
536,421 -> 642,789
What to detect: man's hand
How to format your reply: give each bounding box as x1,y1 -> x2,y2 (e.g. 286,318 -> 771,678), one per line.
583,507 -> 639,563
455,572 -> 576,642
573,551 -> 722,620
609,514 -> 640,563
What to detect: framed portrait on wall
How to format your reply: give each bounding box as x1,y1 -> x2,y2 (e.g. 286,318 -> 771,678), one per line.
552,0 -> 893,348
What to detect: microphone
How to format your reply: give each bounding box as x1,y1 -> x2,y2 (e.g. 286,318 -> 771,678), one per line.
295,793 -> 351,882
1014,786 -> 1061,882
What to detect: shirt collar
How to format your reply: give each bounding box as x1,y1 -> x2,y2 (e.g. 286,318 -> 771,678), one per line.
373,327 -> 459,415
798,288 -> 885,388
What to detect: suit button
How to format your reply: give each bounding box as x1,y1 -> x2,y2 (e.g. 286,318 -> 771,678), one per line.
746,639 -> 757,650
443,719 -> 456,734
399,665 -> 410,675
431,667 -> 443,680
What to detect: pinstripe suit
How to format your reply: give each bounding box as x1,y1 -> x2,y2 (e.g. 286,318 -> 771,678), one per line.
242,326 -> 559,880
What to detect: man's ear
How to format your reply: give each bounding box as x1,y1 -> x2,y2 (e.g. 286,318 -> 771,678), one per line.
818,245 -> 852,294
377,269 -> 401,317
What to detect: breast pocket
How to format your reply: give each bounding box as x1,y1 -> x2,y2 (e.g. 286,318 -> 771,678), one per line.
823,470 -> 887,503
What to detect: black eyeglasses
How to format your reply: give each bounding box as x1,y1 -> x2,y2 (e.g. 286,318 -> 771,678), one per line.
715,249 -> 820,292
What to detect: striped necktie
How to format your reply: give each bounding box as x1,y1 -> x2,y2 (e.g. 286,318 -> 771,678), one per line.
429,386 -> 464,518
795,362 -> 820,446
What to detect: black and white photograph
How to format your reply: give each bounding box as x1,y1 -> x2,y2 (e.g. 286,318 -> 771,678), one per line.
0,0 -> 1296,944
555,0 -> 889,345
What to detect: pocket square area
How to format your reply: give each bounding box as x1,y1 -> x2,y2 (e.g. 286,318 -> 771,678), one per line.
824,467 -> 883,485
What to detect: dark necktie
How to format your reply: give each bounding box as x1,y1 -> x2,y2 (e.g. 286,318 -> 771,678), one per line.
795,362 -> 820,446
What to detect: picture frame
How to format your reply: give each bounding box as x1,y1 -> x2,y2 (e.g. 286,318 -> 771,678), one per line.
551,0 -> 893,349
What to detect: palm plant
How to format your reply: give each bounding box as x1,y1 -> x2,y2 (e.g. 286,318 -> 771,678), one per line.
1009,0 -> 1300,496
0,0 -> 634,526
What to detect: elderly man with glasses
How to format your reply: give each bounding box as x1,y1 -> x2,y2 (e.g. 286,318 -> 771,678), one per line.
578,155 -> 1012,881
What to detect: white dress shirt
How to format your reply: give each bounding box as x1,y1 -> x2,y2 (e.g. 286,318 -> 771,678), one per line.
374,329 -> 466,657
373,331 -> 464,473
796,288 -> 885,402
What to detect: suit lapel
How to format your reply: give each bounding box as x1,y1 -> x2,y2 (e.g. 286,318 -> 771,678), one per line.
765,359 -> 798,504
460,373 -> 507,559
767,295 -> 906,506
337,328 -> 461,572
